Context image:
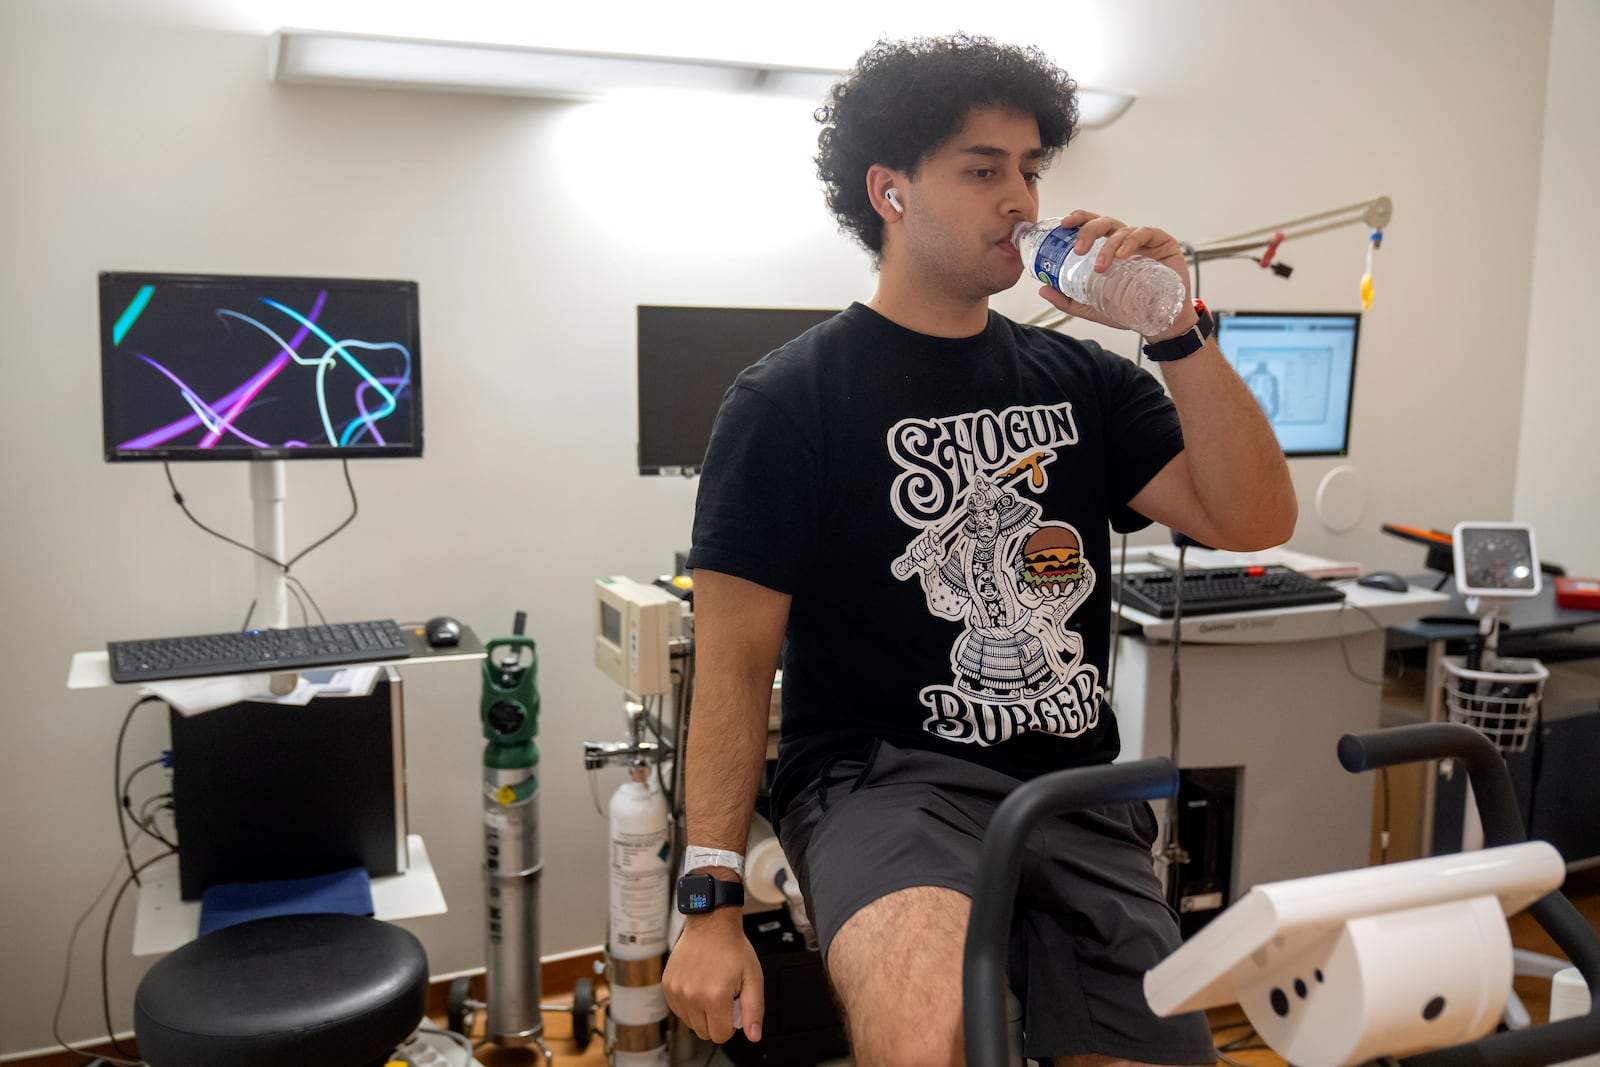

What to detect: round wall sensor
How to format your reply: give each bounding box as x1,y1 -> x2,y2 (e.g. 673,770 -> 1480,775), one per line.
1315,465 -> 1367,533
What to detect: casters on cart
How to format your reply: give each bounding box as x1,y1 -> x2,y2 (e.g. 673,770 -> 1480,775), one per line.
447,975 -> 597,1056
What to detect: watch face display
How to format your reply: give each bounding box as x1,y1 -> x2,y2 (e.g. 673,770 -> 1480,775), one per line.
1454,524 -> 1539,595
676,872 -> 743,914
678,873 -> 714,914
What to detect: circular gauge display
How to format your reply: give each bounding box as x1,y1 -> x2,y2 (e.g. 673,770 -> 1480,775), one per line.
1458,528 -> 1537,591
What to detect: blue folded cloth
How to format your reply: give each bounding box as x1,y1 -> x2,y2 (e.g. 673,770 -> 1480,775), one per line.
198,866 -> 374,937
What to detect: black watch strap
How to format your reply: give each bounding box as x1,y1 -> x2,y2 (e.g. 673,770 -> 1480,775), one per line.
677,872 -> 745,915
1142,300 -> 1214,362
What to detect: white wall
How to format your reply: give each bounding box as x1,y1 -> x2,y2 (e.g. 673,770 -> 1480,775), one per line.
0,0 -> 1574,1056
1515,0 -> 1600,575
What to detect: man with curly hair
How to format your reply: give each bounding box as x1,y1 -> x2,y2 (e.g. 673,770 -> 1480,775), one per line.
664,34 -> 1295,1067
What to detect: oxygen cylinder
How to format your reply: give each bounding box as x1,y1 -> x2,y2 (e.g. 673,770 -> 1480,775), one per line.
480,628 -> 544,1048
606,766 -> 671,1067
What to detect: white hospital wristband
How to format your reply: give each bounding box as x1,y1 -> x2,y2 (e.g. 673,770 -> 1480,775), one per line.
682,846 -> 745,878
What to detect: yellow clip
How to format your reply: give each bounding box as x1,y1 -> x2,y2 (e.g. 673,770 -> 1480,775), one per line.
1360,272 -> 1374,309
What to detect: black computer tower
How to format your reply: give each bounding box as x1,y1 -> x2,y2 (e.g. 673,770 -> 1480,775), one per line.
167,667 -> 408,900
1168,766 -> 1239,939
720,909 -> 849,1067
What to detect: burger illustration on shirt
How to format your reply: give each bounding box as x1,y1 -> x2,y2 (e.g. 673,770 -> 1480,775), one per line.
1019,525 -> 1084,595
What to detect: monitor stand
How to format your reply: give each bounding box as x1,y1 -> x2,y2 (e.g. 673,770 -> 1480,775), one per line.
249,459 -> 296,694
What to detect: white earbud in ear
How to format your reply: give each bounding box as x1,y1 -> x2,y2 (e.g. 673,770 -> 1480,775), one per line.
885,188 -> 904,214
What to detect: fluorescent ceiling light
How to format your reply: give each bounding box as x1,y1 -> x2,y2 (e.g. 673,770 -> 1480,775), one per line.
268,29 -> 1136,126
270,29 -> 842,102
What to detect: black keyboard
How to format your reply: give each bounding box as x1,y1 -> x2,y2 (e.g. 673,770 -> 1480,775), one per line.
109,620 -> 412,683
1115,566 -> 1346,618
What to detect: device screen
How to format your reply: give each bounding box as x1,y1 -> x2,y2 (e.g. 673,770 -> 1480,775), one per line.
1456,525 -> 1539,594
1212,311 -> 1360,457
599,600 -> 622,648
99,272 -> 421,461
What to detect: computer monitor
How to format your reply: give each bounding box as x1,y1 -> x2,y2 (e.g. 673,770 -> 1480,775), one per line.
1212,310 -> 1360,458
636,305 -> 838,475
99,272 -> 422,461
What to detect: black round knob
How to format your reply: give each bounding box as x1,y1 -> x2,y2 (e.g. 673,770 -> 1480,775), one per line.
488,700 -> 526,734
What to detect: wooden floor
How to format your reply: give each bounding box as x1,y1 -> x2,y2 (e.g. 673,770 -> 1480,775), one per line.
449,868 -> 1600,1067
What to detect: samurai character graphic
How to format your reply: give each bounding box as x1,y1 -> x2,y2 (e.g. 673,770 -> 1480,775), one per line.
907,477 -> 1095,701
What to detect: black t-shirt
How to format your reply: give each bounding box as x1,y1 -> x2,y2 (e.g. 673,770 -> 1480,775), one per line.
688,302 -> 1185,823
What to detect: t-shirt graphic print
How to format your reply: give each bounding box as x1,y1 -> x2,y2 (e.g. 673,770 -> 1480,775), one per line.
887,402 -> 1104,750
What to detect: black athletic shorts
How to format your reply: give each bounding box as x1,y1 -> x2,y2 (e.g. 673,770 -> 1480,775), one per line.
775,740 -> 1214,1065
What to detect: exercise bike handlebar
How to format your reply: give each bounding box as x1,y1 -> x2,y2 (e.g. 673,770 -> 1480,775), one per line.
1339,723 -> 1600,1067
962,758 -> 1180,1067
1336,724 -> 1524,848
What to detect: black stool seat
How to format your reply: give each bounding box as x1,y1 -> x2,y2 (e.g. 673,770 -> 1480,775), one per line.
134,913 -> 429,1067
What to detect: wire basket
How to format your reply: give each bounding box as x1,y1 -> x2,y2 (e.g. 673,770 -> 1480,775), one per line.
1441,655 -> 1549,753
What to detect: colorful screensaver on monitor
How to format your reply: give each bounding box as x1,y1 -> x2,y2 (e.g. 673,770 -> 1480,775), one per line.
99,272 -> 422,460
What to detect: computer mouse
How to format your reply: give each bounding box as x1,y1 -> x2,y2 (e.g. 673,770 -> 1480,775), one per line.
1355,572 -> 1409,593
423,616 -> 462,647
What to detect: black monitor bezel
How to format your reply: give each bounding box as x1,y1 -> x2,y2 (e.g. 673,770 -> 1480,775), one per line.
99,270 -> 424,462
635,304 -> 838,476
1211,308 -> 1361,459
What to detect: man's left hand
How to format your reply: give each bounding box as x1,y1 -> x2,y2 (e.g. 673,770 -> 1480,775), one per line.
1036,210 -> 1197,340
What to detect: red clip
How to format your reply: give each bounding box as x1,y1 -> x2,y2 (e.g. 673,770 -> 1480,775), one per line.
1246,566 -> 1266,577
1259,232 -> 1285,269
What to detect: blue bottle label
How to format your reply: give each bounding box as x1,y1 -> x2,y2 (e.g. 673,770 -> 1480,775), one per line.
1031,226 -> 1079,289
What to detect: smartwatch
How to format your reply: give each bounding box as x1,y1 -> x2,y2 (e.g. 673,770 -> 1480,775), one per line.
1141,299 -> 1214,362
676,872 -> 745,915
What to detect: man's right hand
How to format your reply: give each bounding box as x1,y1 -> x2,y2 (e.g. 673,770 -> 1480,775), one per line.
663,909 -> 765,1045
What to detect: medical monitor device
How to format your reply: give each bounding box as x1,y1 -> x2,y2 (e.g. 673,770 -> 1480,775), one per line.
1212,310 -> 1360,458
636,305 -> 838,475
1453,521 -> 1541,599
99,272 -> 422,461
593,576 -> 681,697
1144,841 -> 1564,1067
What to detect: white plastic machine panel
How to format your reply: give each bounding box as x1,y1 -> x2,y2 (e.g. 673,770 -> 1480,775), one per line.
593,576 -> 680,696
1145,841 -> 1564,1067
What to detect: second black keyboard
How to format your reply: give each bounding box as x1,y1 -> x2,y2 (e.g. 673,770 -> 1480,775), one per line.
109,619 -> 412,683
1115,566 -> 1346,618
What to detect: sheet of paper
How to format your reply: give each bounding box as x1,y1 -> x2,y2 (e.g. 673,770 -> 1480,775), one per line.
148,664 -> 382,716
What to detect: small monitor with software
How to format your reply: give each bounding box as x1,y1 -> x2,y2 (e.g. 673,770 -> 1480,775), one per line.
1212,310 -> 1360,458
99,271 -> 422,461
636,305 -> 837,475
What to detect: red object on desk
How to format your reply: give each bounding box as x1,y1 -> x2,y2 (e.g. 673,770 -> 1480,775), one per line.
1555,577 -> 1600,610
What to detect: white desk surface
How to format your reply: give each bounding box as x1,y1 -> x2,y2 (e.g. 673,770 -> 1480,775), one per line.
68,646 -> 485,690
132,834 -> 447,956
70,621 -> 489,692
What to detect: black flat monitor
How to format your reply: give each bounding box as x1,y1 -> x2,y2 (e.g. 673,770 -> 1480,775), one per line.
99,272 -> 422,461
636,305 -> 838,475
1212,310 -> 1360,458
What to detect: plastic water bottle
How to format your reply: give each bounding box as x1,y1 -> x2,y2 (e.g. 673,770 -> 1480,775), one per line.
1013,217 -> 1188,336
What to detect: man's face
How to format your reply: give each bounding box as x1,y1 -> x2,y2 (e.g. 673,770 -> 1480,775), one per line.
894,106 -> 1044,300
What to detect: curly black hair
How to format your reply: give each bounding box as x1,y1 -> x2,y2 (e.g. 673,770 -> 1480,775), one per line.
815,34 -> 1079,260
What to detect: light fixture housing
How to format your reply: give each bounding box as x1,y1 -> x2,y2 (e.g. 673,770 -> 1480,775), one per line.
269,29 -> 841,103
1075,87 -> 1138,128
269,29 -> 1137,126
